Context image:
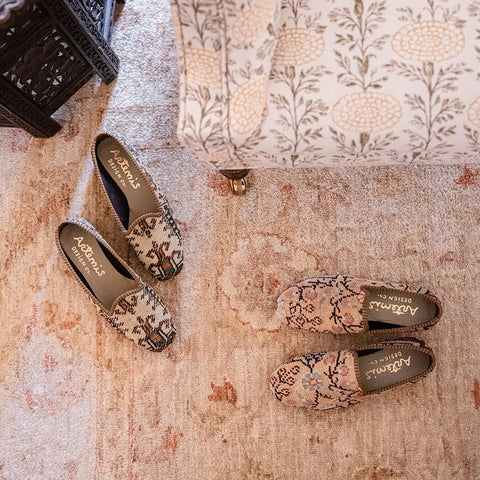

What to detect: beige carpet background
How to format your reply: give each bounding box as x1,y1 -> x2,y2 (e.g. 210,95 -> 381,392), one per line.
1,1 -> 480,479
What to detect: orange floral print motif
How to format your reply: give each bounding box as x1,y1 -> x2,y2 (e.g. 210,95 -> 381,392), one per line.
468,97 -> 480,128
175,0 -> 480,167
184,47 -> 221,87
229,74 -> 269,135
269,0 -> 329,156
329,0 -> 400,157
387,1 -> 468,156
232,0 -> 276,45
332,92 -> 402,133
273,28 -> 325,66
173,0 -> 225,154
392,21 -> 465,62
464,3 -> 480,149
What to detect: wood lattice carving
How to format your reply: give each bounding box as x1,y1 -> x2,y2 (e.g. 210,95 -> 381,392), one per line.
0,0 -> 120,137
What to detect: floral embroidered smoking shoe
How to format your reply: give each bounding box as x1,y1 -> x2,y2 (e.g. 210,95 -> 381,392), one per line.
91,132 -> 183,281
270,339 -> 435,411
277,275 -> 442,334
56,218 -> 176,352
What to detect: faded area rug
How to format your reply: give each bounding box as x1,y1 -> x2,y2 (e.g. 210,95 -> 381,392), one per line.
1,1 -> 479,479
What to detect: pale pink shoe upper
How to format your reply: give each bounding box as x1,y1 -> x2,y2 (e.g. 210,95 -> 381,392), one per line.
277,275 -> 440,334
270,340 -> 435,410
270,350 -> 362,410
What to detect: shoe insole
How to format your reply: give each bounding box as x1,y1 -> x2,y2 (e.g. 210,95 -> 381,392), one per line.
96,136 -> 156,228
59,224 -> 138,310
365,289 -> 437,328
358,348 -> 431,393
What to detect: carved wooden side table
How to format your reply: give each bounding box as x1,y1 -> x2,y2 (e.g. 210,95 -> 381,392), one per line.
0,0 -> 123,137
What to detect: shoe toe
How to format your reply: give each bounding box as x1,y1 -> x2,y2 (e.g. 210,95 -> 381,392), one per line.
277,284 -> 326,332
269,359 -> 321,409
148,327 -> 176,352
270,351 -> 363,410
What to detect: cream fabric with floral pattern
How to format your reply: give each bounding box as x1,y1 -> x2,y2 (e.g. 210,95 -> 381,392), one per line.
172,0 -> 480,168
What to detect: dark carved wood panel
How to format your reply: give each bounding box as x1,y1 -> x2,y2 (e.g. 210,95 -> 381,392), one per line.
0,2 -> 44,52
0,113 -> 15,127
79,0 -> 115,40
41,0 -> 118,83
0,0 -> 119,137
2,22 -> 90,109
0,77 -> 62,136
81,0 -> 107,33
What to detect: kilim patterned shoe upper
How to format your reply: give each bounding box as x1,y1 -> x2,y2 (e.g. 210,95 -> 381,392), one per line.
270,339 -> 435,411
277,275 -> 442,334
91,132 -> 183,281
56,218 -> 175,352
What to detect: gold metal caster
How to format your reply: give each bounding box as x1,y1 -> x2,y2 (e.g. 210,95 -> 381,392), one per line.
220,169 -> 250,196
229,177 -> 248,196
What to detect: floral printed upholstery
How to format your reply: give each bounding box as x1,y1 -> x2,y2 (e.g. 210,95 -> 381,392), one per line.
172,0 -> 480,169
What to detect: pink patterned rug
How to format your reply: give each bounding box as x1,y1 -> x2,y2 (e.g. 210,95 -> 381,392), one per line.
0,0 -> 479,478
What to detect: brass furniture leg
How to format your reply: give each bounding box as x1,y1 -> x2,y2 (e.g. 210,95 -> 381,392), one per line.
219,169 -> 250,196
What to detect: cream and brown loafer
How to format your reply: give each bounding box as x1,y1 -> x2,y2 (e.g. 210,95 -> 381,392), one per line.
56,218 -> 175,351
91,132 -> 183,281
277,275 -> 442,334
270,339 -> 435,411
